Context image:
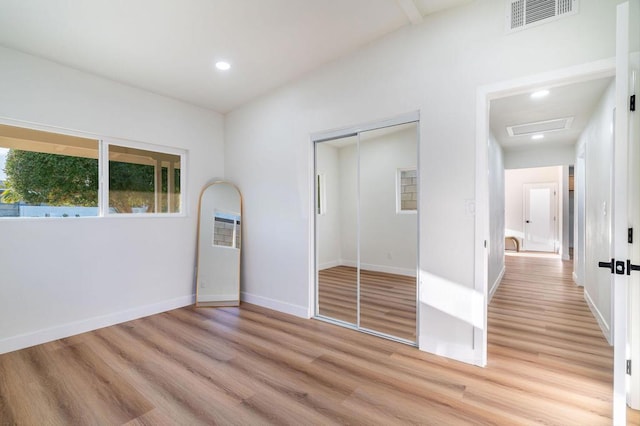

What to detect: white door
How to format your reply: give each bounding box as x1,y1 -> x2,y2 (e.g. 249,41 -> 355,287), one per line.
523,183 -> 557,252
627,52 -> 640,411
611,1 -> 638,424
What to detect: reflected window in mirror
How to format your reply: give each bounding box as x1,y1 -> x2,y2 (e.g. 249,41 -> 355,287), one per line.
213,211 -> 241,249
397,168 -> 417,214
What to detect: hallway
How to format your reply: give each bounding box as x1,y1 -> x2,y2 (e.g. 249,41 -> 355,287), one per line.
489,253 -> 638,424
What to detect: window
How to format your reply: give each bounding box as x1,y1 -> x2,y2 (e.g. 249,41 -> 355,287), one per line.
0,123 -> 99,218
0,122 -> 185,218
213,211 -> 241,249
108,144 -> 181,214
397,168 -> 417,213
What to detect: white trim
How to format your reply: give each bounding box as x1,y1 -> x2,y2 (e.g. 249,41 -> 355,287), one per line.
584,288 -> 612,345
572,271 -> 583,286
0,295 -> 194,355
241,292 -> 309,319
420,339 -> 480,366
310,111 -> 420,143
488,265 -> 506,302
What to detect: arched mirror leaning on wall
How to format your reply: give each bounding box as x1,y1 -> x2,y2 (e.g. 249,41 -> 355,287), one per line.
195,181 -> 242,307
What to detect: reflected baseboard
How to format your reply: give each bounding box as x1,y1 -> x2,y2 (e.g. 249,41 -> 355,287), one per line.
339,260 -> 416,277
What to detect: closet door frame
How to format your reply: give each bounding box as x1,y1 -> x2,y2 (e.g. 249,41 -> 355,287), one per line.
311,111 -> 420,345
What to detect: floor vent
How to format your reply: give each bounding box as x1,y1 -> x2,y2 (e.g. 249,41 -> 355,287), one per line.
506,0 -> 578,33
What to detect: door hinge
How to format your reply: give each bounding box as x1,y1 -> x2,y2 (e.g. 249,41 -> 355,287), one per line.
631,94 -> 636,112
627,359 -> 632,375
630,227 -> 634,244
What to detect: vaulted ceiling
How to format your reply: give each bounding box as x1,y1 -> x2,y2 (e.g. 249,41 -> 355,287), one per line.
0,0 -> 472,113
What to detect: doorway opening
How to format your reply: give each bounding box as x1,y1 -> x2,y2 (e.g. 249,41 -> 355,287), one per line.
476,58 -> 633,419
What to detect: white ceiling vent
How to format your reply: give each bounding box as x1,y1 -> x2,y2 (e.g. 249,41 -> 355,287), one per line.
506,117 -> 574,136
506,0 -> 578,33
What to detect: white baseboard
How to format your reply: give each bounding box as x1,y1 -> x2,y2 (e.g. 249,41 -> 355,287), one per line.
584,289 -> 612,345
0,294 -> 195,355
318,260 -> 340,270
572,271 -> 583,286
340,260 -> 416,277
488,266 -> 506,302
420,339 -> 482,366
241,292 -> 309,318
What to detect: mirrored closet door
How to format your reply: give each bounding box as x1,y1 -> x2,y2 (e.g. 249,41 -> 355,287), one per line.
315,120 -> 418,344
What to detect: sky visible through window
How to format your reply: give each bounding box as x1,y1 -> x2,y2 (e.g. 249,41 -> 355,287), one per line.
0,147 -> 8,180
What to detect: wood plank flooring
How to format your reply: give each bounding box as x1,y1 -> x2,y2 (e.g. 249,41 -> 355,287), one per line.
1,254 -> 638,424
317,266 -> 416,341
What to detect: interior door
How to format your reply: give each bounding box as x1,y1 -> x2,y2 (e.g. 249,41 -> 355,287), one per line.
523,183 -> 557,252
627,51 -> 640,411
611,1 -> 638,423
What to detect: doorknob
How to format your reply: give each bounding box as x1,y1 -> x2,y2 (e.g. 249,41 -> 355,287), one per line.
598,258 -> 615,274
526,220 -> 531,223
627,259 -> 640,275
598,258 -> 640,275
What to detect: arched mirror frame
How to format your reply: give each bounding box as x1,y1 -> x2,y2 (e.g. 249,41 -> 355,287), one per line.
195,180 -> 242,308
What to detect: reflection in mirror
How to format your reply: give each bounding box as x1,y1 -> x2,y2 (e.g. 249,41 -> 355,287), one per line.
315,121 -> 418,343
316,135 -> 358,325
196,181 -> 242,307
358,123 -> 418,342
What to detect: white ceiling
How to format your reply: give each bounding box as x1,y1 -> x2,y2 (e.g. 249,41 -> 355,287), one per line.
0,0 -> 471,114
490,77 -> 614,153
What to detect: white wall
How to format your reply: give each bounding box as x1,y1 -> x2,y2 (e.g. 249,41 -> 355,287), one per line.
0,46 -> 224,354
504,145 -> 576,169
322,126 -> 418,276
580,81 -> 616,343
488,133 -> 505,299
505,166 -> 561,246
224,0 -> 620,363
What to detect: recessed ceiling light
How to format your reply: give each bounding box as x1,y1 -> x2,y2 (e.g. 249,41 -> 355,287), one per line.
215,61 -> 231,71
531,134 -> 545,140
531,89 -> 550,99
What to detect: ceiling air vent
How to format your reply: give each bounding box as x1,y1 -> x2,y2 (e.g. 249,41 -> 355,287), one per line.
506,0 -> 578,33
506,117 -> 574,137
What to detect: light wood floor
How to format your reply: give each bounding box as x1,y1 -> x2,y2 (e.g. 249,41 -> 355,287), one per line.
317,266 -> 416,341
1,255 -> 638,424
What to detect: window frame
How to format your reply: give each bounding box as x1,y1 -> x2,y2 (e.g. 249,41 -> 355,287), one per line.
0,118 -> 187,219
396,167 -> 418,215
102,138 -> 187,217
